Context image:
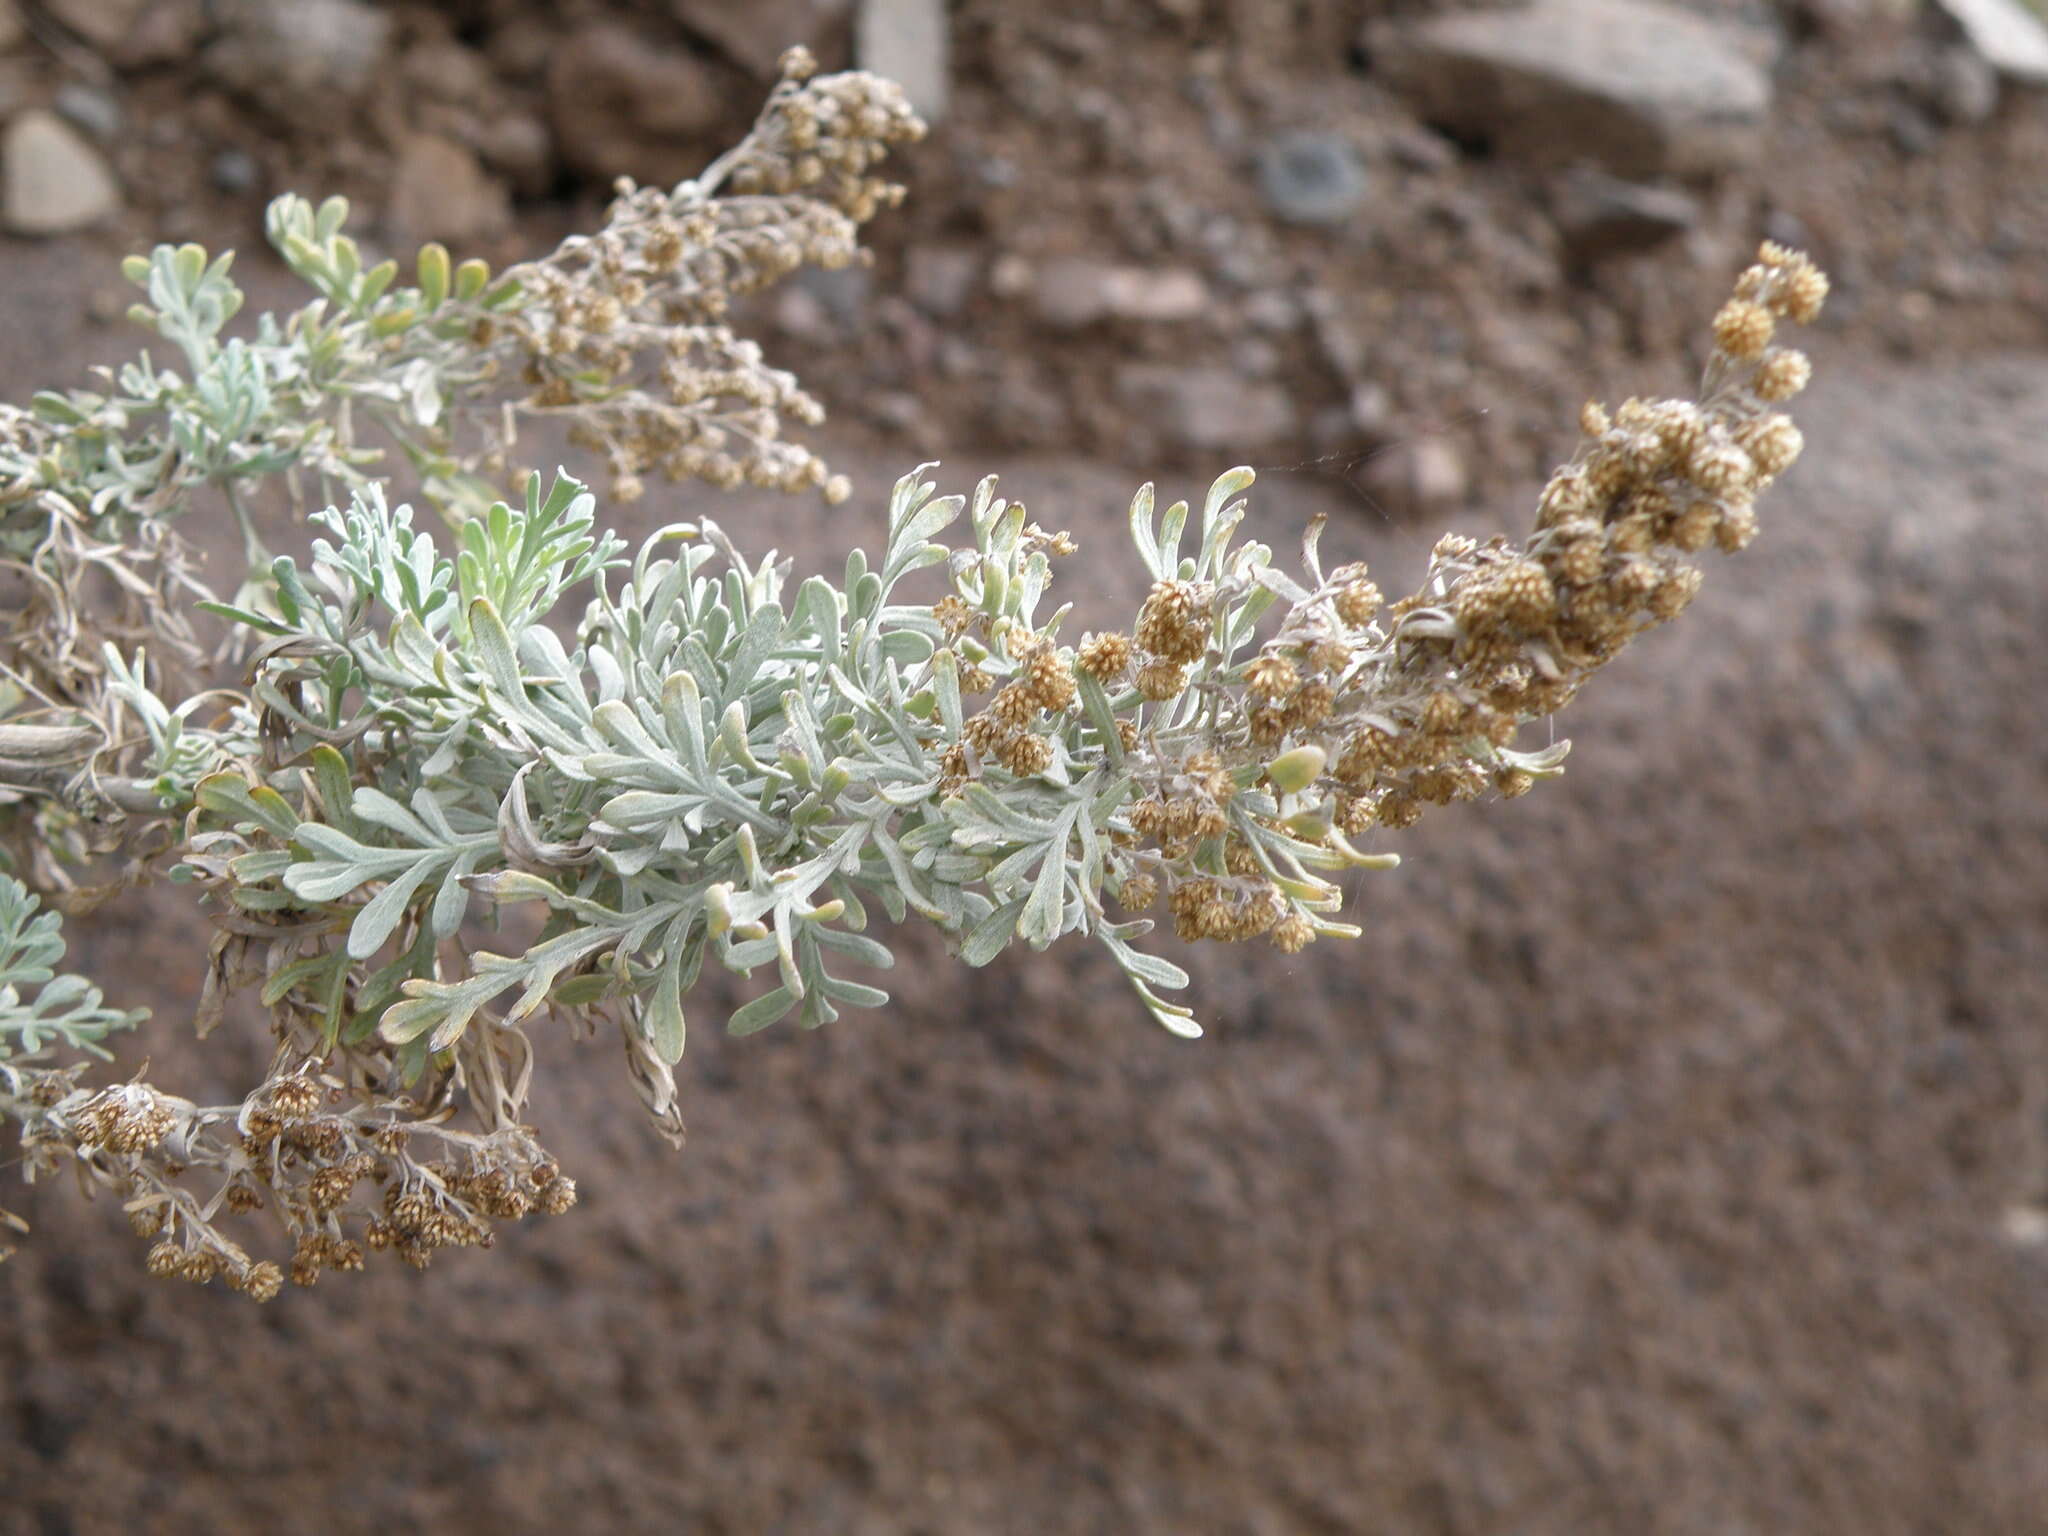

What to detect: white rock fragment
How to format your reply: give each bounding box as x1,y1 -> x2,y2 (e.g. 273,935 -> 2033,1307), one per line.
1117,365 -> 1297,452
387,134 -> 510,245
1935,0 -> 2048,84
1369,0 -> 1773,177
1034,262 -> 1211,329
4,109 -> 122,235
857,0 -> 948,120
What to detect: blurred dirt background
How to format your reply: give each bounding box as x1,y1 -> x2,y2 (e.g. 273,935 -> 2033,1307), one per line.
3,0 -> 2048,1531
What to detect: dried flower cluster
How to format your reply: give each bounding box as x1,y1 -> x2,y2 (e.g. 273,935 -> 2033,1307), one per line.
1,1045 -> 573,1288
491,46 -> 924,503
0,60 -> 1824,1295
1058,245 -> 1824,950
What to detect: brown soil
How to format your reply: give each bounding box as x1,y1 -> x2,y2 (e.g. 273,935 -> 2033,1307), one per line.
5,4 -> 2048,1533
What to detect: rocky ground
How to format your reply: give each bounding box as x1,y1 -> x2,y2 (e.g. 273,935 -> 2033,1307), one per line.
3,1 -> 2048,1532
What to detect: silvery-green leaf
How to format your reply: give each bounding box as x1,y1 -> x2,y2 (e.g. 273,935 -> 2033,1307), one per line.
644,942 -> 687,1064
347,854 -> 440,959
822,977 -> 889,1010
960,897 -> 1024,967
727,984 -> 795,1036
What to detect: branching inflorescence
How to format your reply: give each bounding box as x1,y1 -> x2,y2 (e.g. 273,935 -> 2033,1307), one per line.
0,51 -> 1826,1295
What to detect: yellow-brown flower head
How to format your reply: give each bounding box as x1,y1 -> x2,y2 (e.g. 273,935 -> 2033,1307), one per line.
1076,631 -> 1132,681
1753,348 -> 1812,402
1135,580 -> 1208,664
1023,649 -> 1076,712
1713,299 -> 1775,361
1244,653 -> 1298,702
999,733 -> 1053,777
1135,661 -> 1187,702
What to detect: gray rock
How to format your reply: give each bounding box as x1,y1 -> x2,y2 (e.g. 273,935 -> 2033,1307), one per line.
1115,365 -> 1297,453
1033,262 -> 1210,329
797,264 -> 872,329
1369,0 -> 1773,177
1354,433 -> 1469,519
1300,288 -> 1365,379
386,134 -> 510,246
44,0 -> 145,48
210,147 -> 258,194
204,0 -> 391,114
472,112 -> 554,199
1549,166 -> 1701,262
772,285 -> 834,345
108,0 -> 204,68
1889,101 -> 1940,157
858,0 -> 949,120
1347,380 -> 1393,439
402,39 -> 494,106
1242,290 -> 1302,334
546,22 -> 722,187
904,246 -> 979,318
1923,44 -> 2001,124
1255,132 -> 1369,227
4,109 -> 121,235
54,83 -> 121,144
1934,0 -> 2048,83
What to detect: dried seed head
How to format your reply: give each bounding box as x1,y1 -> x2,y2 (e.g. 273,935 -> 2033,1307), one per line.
1244,654 -> 1299,702
1670,500 -> 1720,553
1379,792 -> 1424,829
1686,439 -> 1754,498
1335,729 -> 1389,788
268,1075 -> 323,1123
1135,581 -> 1208,664
1286,679 -> 1335,730
937,743 -> 969,793
1119,874 -> 1158,911
1537,465 -> 1594,525
1614,558 -> 1661,606
1557,532 -> 1605,587
1715,501 -> 1760,552
1649,567 -> 1704,620
1773,258 -> 1829,325
1332,577 -> 1382,627
1248,704 -> 1289,746
1740,414 -> 1804,479
1336,792 -> 1376,834
1135,661 -> 1187,702
1023,649 -> 1076,712
1494,767 -> 1535,798
1421,690 -> 1463,736
1496,560 -> 1556,628
1713,299 -> 1775,361
988,683 -> 1038,729
962,713 -> 1009,755
1653,403 -> 1708,466
1754,347 -> 1812,402
1270,915 -> 1316,954
999,733 -> 1053,777
1076,631 -> 1132,681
